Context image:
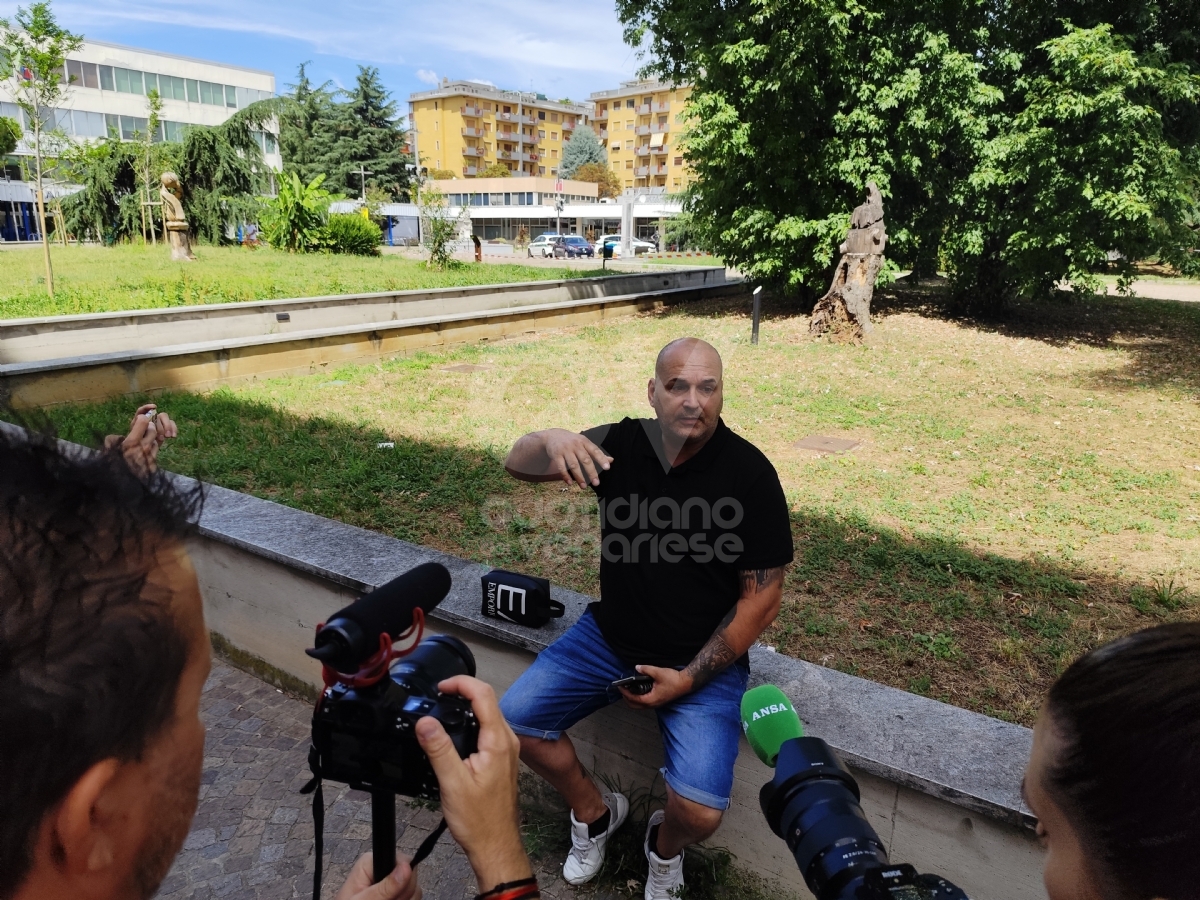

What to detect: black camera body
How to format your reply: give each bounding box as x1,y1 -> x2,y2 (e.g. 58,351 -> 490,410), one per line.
761,737 -> 970,900
310,634 -> 480,801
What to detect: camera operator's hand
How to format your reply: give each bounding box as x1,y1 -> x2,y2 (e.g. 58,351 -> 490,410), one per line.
335,854 -> 421,900
104,404 -> 178,476
618,664 -> 691,709
415,676 -> 534,894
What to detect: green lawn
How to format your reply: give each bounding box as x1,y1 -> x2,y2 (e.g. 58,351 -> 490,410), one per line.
0,244 -> 607,319
46,285 -> 1199,724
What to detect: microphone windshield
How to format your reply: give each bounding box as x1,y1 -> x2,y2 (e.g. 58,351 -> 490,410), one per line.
741,684 -> 804,767
307,562 -> 452,672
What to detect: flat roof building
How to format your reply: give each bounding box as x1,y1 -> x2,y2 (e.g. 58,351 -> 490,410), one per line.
409,79 -> 589,179
589,79 -> 692,194
1,38 -> 279,240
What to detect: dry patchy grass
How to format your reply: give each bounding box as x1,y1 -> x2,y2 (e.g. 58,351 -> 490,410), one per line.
48,285 -> 1199,724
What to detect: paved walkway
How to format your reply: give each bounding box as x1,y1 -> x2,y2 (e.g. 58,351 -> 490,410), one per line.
156,660 -> 583,900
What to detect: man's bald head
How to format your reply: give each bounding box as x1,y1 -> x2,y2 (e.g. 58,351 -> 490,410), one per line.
655,338 -> 723,382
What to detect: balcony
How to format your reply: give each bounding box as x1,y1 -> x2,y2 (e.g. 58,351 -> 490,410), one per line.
637,103 -> 651,115
599,129 -> 608,140
653,101 -> 670,113
634,145 -> 652,156
594,110 -> 609,121
461,105 -> 484,117
650,122 -> 670,133
496,131 -> 536,144
496,111 -> 534,125
462,166 -> 478,176
635,166 -> 650,177
648,164 -> 668,175
497,150 -> 539,162
462,146 -> 485,157
636,125 -> 650,136
652,144 -> 670,156
462,127 -> 484,138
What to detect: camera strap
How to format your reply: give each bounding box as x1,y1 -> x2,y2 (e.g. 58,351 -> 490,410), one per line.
301,773 -> 449,900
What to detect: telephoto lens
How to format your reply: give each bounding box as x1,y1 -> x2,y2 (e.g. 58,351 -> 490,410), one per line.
759,737 -> 890,900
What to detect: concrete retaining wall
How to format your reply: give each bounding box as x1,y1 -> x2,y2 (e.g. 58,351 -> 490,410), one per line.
186,479 -> 1047,900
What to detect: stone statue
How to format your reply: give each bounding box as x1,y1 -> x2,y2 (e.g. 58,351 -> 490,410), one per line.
809,182 -> 888,340
160,171 -> 196,262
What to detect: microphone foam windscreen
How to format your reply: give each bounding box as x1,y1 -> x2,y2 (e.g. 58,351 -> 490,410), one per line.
740,684 -> 804,767
336,562 -> 452,639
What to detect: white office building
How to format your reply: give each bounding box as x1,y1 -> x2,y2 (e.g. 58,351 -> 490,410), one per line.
1,39 -> 279,241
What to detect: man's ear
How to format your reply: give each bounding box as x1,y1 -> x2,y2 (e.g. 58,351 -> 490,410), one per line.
647,377 -> 656,406
47,758 -> 123,879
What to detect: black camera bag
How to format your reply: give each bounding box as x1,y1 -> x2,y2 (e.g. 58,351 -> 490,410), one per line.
480,569 -> 564,628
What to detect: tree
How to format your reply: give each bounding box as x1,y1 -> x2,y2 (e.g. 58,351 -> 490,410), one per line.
0,115 -> 19,157
616,0 -> 1200,312
479,161 -> 512,178
419,186 -> 467,269
278,62 -> 336,187
139,88 -> 163,244
427,167 -> 458,180
324,66 -> 411,200
572,161 -> 621,199
559,125 -> 606,178
0,0 -> 82,296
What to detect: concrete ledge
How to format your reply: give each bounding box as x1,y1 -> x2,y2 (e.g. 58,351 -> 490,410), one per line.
1,280 -> 746,408
185,478 -> 1045,899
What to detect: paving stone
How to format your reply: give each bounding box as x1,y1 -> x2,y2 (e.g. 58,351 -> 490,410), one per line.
154,660 -> 587,900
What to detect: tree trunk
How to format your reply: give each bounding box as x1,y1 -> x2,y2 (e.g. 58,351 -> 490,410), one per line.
809,183 -> 887,341
33,124 -> 54,298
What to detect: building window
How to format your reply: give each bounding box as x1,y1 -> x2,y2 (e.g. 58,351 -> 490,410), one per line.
503,106 -> 511,113
625,140 -> 633,150
538,111 -> 546,120
551,112 -> 559,122
434,101 -> 439,110
626,120 -> 634,129
551,132 -> 557,141
626,99 -> 635,108
186,79 -> 199,102
612,162 -> 620,171
674,157 -> 683,166
98,65 -> 115,91
551,149 -> 557,158
538,165 -> 546,174
538,129 -> 545,139
625,160 -> 633,169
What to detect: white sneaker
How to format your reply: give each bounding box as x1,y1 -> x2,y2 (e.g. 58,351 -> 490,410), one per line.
643,809 -> 685,900
562,792 -> 630,885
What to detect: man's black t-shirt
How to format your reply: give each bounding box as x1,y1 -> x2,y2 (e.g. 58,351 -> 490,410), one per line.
581,417 -> 794,668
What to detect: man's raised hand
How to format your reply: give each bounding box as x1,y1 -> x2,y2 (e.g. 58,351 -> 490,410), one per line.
103,404 -> 179,476
542,429 -> 612,488
414,676 -> 533,894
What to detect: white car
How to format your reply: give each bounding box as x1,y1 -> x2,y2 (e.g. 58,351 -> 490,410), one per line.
528,233 -> 561,258
594,235 -> 657,258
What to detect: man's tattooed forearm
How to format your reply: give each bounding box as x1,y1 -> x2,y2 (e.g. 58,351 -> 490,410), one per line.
739,566 -> 784,595
684,606 -> 739,691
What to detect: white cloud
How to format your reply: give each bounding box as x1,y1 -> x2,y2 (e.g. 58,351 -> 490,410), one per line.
416,69 -> 439,85
14,0 -> 641,98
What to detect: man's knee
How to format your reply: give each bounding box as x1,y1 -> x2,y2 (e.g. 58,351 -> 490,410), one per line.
668,790 -> 724,838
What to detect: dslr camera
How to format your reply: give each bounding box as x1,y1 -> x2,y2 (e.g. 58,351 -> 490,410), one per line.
760,737 -> 970,900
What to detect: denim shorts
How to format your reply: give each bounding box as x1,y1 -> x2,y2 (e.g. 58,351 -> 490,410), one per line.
499,607 -> 749,810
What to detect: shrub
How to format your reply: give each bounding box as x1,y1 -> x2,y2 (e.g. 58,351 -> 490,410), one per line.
324,213 -> 381,256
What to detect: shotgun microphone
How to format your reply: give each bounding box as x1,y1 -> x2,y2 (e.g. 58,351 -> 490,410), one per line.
306,562 -> 452,672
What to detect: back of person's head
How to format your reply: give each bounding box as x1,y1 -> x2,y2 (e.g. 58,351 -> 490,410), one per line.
1044,622 -> 1200,900
0,422 -> 203,898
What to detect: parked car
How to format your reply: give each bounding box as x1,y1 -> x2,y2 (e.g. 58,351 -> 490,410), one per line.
593,235 -> 656,258
527,234 -> 559,257
554,235 -> 596,259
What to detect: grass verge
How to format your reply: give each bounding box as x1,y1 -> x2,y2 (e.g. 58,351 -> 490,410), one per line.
0,244 -> 607,319
43,284 -> 1199,725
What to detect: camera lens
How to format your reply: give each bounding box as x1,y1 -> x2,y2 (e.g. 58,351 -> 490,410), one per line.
760,737 -> 889,900
389,634 -> 476,697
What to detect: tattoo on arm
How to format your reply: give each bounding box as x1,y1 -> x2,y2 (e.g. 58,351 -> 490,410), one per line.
739,567 -> 784,596
683,606 -> 739,692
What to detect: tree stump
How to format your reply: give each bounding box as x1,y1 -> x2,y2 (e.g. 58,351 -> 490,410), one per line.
810,183 -> 887,340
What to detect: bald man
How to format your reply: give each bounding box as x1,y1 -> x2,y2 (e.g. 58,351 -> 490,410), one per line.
500,338 -> 794,900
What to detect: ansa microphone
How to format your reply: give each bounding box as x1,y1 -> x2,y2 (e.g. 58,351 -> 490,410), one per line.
740,683 -> 805,766
306,562 -> 452,672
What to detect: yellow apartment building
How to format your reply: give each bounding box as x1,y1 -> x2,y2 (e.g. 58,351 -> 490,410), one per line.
589,79 -> 693,193
409,79 -> 590,179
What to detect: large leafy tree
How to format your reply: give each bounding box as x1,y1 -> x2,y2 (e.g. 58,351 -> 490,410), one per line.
616,0 -> 1200,310
572,161 -> 621,199
559,125 -> 606,178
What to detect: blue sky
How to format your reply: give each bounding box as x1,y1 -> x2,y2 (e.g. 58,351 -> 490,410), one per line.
1,0 -> 643,113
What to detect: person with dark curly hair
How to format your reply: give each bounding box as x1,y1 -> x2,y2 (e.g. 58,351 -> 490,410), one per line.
0,410 -> 536,900
1023,622 -> 1200,900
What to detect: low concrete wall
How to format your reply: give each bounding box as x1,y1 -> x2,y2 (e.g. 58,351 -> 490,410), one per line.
0,269 -> 726,364
186,480 -> 1046,900
1,277 -> 746,408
